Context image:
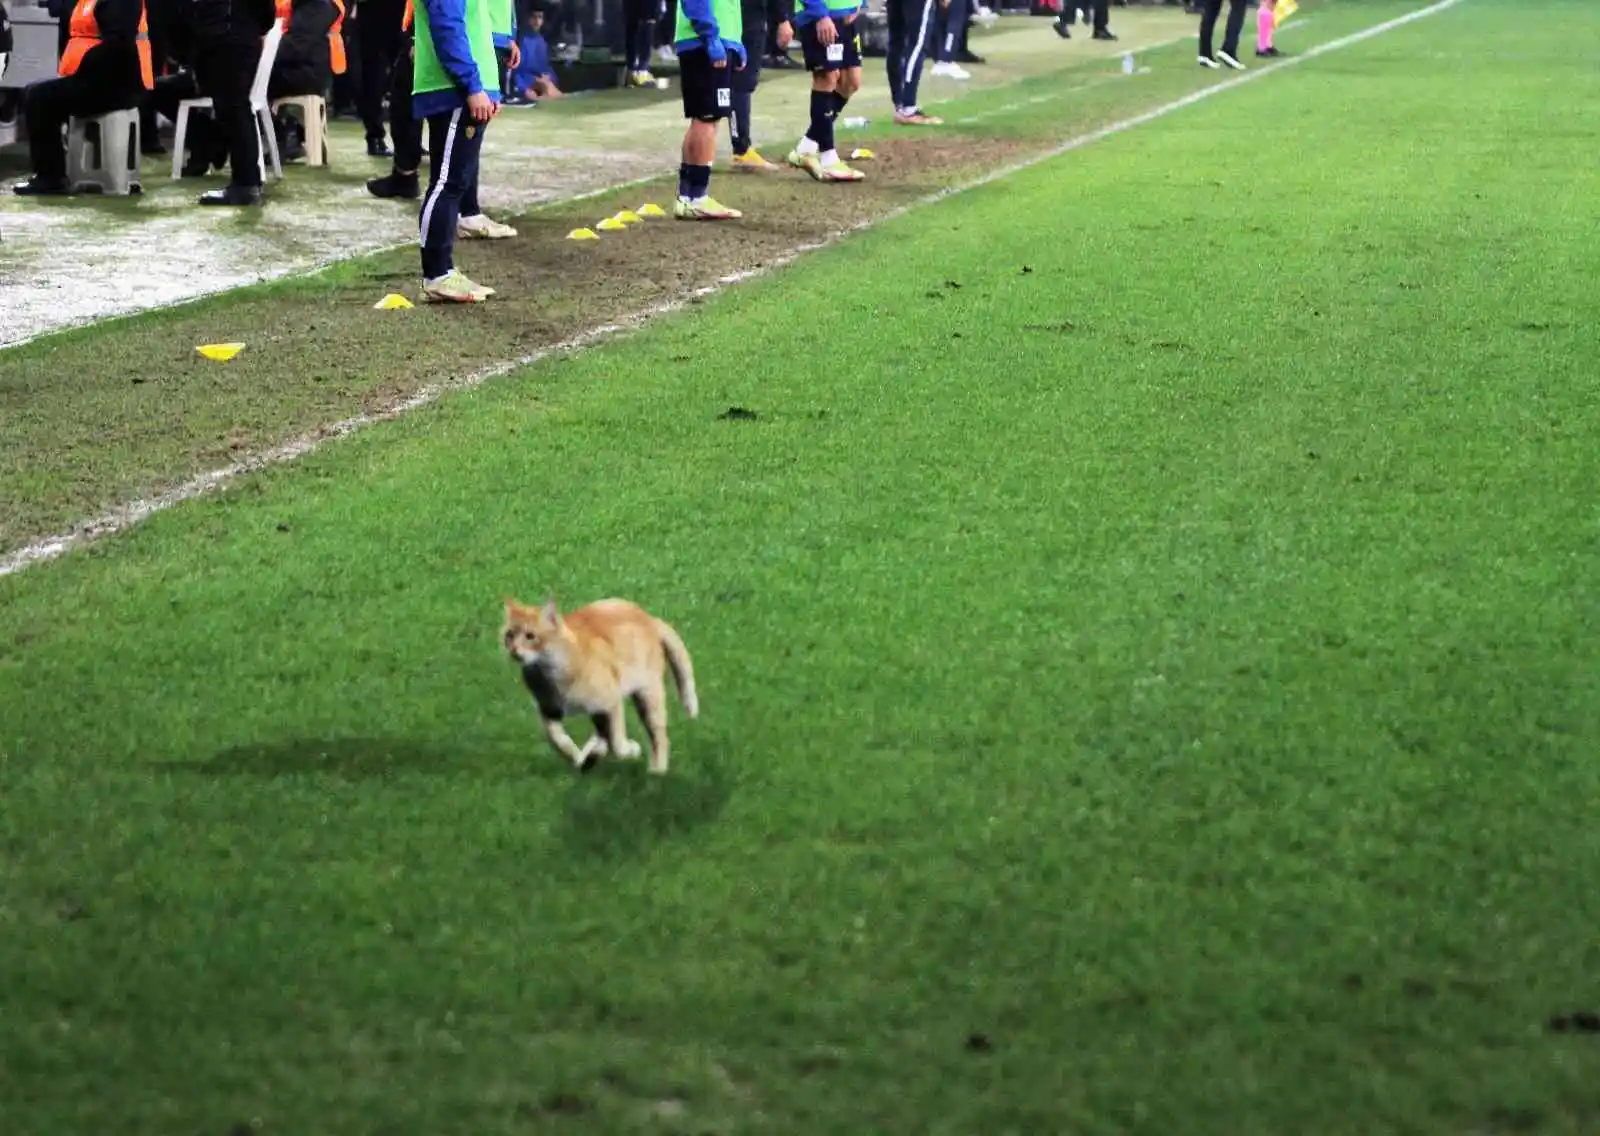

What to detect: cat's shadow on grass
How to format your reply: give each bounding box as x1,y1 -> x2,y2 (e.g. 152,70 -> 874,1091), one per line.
191,733 -> 732,855
555,739 -> 732,858
195,736 -> 513,779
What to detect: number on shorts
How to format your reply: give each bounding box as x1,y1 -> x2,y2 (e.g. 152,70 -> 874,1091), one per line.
826,41 -> 844,62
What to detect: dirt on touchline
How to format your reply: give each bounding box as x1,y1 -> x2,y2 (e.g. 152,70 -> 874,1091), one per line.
0,133 -> 1037,557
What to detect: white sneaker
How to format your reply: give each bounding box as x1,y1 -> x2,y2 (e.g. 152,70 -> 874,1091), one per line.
1198,54 -> 1221,68
1217,51 -> 1247,70
931,61 -> 972,80
457,213 -> 517,239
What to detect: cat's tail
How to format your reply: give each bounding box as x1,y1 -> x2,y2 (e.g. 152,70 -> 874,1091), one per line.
656,619 -> 699,718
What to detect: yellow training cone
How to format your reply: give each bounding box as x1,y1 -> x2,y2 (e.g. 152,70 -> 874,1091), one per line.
637,203 -> 667,218
596,217 -> 627,232
373,292 -> 414,310
567,227 -> 600,240
850,147 -> 876,160
196,342 -> 245,362
614,209 -> 643,224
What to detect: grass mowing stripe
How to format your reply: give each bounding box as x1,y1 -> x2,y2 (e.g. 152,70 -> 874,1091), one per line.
0,0 -> 1466,582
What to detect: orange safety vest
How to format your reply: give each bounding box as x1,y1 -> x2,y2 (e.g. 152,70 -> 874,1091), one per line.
57,0 -> 154,89
329,0 -> 346,73
401,0 -> 413,32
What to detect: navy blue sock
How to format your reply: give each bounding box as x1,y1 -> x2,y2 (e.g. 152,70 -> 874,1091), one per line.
730,89 -> 754,155
678,162 -> 712,200
807,89 -> 836,152
830,90 -> 849,116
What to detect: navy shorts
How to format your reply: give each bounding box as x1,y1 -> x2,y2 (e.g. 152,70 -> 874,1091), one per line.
677,46 -> 734,120
798,16 -> 863,72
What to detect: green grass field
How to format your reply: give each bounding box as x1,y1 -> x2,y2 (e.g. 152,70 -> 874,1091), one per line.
4,2 -> 1600,1132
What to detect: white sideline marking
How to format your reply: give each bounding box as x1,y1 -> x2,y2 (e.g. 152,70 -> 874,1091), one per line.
0,0 -> 1464,581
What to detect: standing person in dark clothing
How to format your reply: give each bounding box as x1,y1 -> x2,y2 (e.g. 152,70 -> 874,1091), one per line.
181,0 -> 274,204
12,0 -> 155,196
623,0 -> 663,86
1054,0 -> 1115,41
1196,0 -> 1246,69
884,0 -> 939,127
367,0 -> 423,197
725,0 -> 785,169
358,0 -> 405,155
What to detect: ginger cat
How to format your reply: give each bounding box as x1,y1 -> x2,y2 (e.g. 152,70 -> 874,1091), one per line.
502,596 -> 699,775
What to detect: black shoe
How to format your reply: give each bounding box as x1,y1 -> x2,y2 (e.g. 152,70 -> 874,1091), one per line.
12,175 -> 72,196
1053,19 -> 1071,37
1093,28 -> 1118,40
1256,46 -> 1282,57
956,50 -> 986,64
367,171 -> 420,200
367,138 -> 393,159
199,183 -> 262,207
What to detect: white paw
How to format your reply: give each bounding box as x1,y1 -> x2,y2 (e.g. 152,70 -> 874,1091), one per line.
590,738 -> 610,757
617,739 -> 643,759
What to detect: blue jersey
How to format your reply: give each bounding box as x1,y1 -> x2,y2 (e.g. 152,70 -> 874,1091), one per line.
792,0 -> 860,27
511,30 -> 552,88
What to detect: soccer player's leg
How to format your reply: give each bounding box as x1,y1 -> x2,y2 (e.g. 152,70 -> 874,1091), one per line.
788,17 -> 865,182
675,47 -> 743,219
729,23 -> 778,171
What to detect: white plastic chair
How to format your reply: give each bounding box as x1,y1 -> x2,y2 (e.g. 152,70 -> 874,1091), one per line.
170,19 -> 287,183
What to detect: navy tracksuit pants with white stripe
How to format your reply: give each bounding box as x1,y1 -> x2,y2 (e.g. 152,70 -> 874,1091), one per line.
886,0 -> 938,112
419,107 -> 487,281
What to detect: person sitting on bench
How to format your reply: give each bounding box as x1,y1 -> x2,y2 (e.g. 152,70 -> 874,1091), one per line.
12,0 -> 156,196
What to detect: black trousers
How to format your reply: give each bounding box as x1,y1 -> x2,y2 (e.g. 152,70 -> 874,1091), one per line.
390,38 -> 422,171
624,0 -> 663,71
358,0 -> 404,143
1198,0 -> 1247,57
195,34 -> 265,186
1063,0 -> 1109,30
24,44 -> 144,180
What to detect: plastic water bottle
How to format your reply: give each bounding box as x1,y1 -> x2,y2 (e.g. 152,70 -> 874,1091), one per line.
1121,52 -> 1135,75
841,116 -> 870,129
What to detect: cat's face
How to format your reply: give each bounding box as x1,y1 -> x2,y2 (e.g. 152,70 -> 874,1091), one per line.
502,598 -> 562,666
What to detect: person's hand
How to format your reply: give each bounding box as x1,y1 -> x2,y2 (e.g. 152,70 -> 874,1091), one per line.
467,90 -> 496,121
712,54 -> 727,68
816,15 -> 837,45
776,19 -> 793,48
509,40 -> 521,69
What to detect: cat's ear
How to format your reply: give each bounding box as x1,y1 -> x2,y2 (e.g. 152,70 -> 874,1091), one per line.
503,596 -> 521,613
541,595 -> 561,625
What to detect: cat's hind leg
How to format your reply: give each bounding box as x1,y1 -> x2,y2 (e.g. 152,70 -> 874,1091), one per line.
631,683 -> 671,775
603,703 -> 643,760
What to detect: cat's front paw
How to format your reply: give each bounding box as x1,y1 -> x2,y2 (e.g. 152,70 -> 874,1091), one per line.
617,739 -> 643,759
589,738 -> 610,758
